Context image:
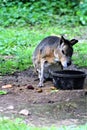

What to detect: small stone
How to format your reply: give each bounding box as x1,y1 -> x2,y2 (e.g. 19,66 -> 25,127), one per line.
2,84 -> 12,89
7,105 -> 14,110
48,100 -> 54,103
27,85 -> 34,90
19,109 -> 30,116
17,84 -> 20,87
0,107 -> 3,112
0,110 -> 3,112
19,88 -> 23,91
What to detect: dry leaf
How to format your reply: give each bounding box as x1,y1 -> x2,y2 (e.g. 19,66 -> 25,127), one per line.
2,84 -> 12,89
50,86 -> 57,90
36,88 -> 43,93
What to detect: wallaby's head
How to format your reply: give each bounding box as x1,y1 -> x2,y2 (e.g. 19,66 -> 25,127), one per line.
54,36 -> 78,68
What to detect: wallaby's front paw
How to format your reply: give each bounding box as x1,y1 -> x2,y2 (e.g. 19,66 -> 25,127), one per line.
38,82 -> 44,87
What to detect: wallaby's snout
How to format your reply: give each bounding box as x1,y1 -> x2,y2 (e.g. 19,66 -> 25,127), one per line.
67,61 -> 71,66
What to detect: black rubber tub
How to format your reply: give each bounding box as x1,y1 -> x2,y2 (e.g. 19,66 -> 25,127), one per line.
50,70 -> 86,90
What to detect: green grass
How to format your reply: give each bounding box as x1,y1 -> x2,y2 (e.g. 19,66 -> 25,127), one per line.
0,119 -> 87,130
0,25 -> 87,75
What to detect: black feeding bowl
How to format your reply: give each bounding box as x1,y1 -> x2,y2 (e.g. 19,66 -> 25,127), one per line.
50,70 -> 86,90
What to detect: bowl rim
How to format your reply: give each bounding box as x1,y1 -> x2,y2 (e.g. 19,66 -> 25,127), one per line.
49,70 -> 86,78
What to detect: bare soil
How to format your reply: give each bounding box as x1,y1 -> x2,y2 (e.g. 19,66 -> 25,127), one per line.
0,65 -> 87,127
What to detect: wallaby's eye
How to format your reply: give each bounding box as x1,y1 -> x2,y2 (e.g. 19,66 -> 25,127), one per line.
62,50 -> 65,55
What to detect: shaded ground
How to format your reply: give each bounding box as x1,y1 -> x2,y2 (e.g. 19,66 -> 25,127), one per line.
0,65 -> 87,127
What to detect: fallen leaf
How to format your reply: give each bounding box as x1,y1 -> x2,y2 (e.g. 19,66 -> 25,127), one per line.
0,90 -> 7,95
51,90 -> 59,93
2,84 -> 12,89
36,88 -> 43,93
50,86 -> 57,90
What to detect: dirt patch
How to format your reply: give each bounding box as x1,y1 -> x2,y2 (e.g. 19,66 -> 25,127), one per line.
0,65 -> 87,127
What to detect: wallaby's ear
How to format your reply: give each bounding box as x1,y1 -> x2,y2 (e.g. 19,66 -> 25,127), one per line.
70,39 -> 78,46
61,35 -> 65,40
60,36 -> 65,45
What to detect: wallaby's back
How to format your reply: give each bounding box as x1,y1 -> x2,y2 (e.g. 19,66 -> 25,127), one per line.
32,36 -> 60,66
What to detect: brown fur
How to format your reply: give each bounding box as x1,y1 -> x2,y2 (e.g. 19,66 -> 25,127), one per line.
32,36 -> 78,87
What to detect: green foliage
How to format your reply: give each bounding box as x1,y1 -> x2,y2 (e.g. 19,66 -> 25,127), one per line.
0,25 -> 87,75
0,0 -> 87,27
0,119 -> 87,130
